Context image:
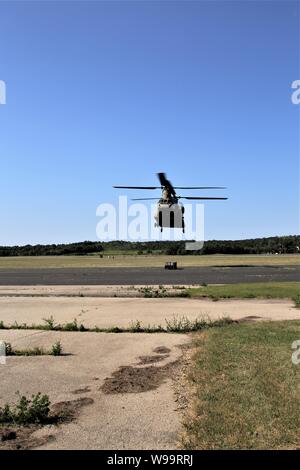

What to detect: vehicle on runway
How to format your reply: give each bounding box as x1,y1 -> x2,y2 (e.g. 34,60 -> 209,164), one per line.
114,172 -> 227,232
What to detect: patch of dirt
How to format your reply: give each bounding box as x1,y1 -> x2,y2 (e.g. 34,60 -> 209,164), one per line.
50,397 -> 94,423
1,429 -> 17,441
153,346 -> 171,354
237,315 -> 262,323
71,386 -> 91,395
0,425 -> 54,450
173,344 -> 195,413
137,354 -> 169,365
100,360 -> 179,394
173,341 -> 205,449
0,397 -> 94,450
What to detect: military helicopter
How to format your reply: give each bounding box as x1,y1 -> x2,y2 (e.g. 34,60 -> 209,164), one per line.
114,173 -> 227,233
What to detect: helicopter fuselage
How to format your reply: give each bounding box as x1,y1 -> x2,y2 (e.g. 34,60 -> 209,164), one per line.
154,199 -> 185,232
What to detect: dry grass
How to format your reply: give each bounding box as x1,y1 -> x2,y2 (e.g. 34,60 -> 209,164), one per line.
182,320 -> 300,449
0,254 -> 298,269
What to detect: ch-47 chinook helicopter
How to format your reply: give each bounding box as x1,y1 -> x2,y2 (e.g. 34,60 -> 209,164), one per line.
114,173 -> 227,233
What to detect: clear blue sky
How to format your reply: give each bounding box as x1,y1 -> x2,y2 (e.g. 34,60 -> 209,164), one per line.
0,0 -> 299,245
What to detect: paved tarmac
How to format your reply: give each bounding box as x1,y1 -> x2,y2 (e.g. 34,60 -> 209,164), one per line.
0,265 -> 298,285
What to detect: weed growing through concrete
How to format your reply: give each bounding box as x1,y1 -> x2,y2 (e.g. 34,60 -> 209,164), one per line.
0,316 -> 233,334
40,317 -> 86,331
51,341 -> 62,356
139,286 -> 190,298
165,315 -> 232,332
4,341 -> 63,356
0,393 -> 50,425
293,294 -> 300,309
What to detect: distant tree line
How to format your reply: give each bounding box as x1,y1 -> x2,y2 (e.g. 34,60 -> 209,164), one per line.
0,236 -> 299,256
200,236 -> 300,255
0,241 -> 104,257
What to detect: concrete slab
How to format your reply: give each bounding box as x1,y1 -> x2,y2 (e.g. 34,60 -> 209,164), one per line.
0,296 -> 298,330
0,330 -> 189,450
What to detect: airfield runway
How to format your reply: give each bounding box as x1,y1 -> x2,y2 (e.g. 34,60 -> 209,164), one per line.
0,265 -> 298,285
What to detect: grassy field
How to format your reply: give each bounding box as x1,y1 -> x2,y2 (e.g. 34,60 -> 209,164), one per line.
0,254 -> 298,269
182,320 -> 300,450
188,281 -> 300,300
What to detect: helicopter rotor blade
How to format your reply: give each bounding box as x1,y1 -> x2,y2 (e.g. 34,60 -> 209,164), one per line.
131,196 -> 228,201
113,186 -> 161,190
131,197 -> 160,201
157,172 -> 176,195
174,186 -> 226,190
179,196 -> 228,200
157,173 -> 169,186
